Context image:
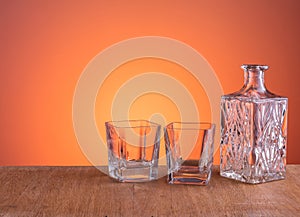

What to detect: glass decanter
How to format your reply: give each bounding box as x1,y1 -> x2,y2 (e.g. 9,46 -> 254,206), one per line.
220,64 -> 288,184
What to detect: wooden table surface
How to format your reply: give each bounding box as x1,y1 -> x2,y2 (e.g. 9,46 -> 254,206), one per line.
0,165 -> 299,217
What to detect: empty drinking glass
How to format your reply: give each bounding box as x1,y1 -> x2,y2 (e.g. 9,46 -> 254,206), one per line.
105,120 -> 161,182
164,122 -> 215,185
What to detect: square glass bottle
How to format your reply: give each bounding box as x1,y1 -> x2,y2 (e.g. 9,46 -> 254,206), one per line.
220,64 -> 288,184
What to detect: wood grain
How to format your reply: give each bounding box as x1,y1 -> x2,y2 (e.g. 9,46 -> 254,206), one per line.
0,165 -> 299,216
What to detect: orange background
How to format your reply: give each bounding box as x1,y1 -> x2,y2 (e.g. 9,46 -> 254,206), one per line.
1,0 -> 299,165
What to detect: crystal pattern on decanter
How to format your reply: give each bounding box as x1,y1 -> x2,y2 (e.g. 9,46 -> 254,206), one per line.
220,64 -> 288,184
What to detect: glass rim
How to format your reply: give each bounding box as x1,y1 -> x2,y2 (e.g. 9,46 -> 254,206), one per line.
165,122 -> 215,130
105,119 -> 161,128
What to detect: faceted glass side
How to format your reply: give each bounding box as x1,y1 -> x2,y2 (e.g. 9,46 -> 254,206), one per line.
220,96 -> 288,184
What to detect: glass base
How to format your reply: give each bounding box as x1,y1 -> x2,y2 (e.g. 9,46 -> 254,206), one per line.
168,166 -> 212,185
220,170 -> 285,184
108,162 -> 158,182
